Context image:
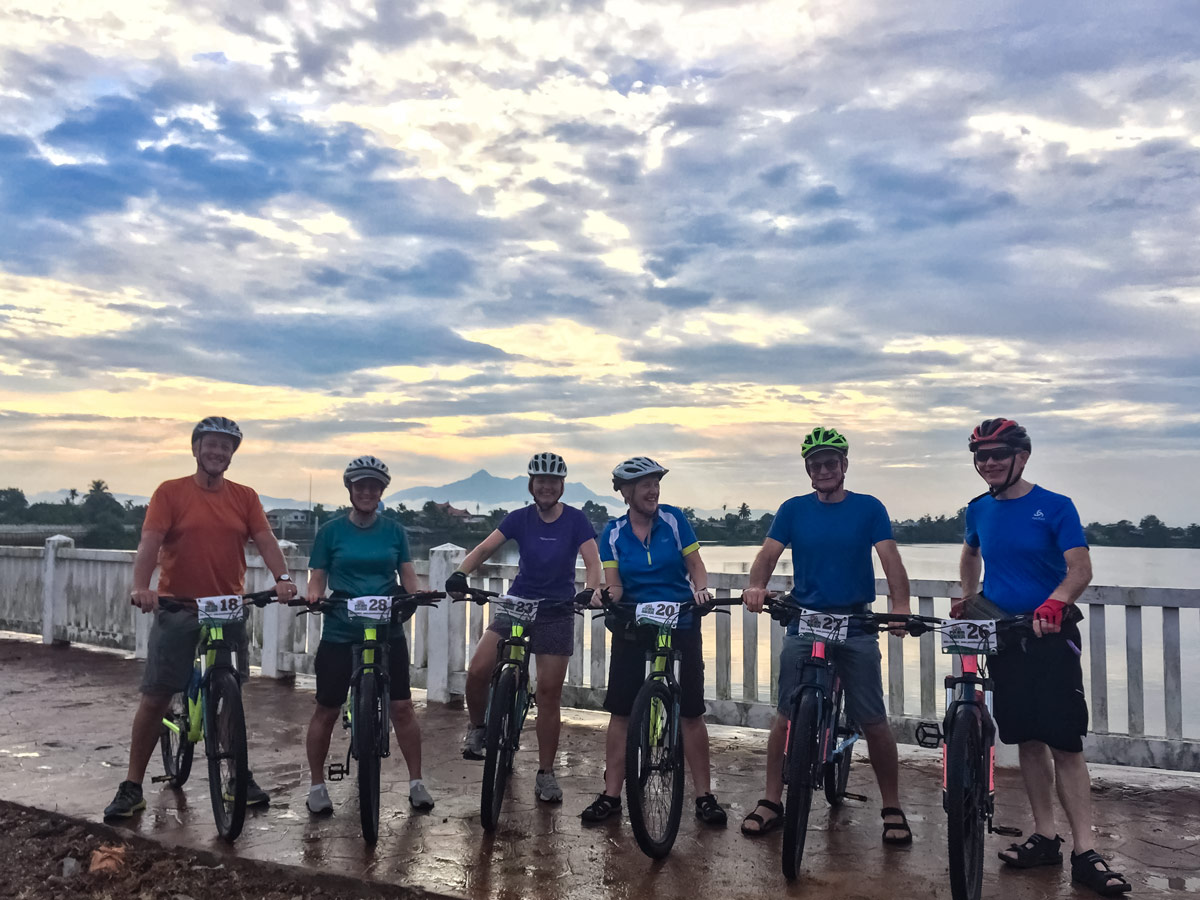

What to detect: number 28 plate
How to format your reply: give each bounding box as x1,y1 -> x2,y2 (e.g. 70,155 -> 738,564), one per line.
196,595 -> 244,622
940,620 -> 998,654
347,596 -> 394,620
636,602 -> 681,626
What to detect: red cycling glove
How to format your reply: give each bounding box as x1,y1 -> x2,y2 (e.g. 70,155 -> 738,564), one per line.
1033,598 -> 1067,628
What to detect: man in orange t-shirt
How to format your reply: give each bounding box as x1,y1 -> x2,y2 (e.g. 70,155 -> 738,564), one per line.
103,417 -> 298,821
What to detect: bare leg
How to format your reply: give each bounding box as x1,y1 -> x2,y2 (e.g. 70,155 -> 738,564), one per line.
532,654 -> 569,771
305,703 -> 341,785
999,741 -> 1058,862
743,713 -> 788,832
603,715 -> 628,797
126,692 -> 173,784
681,715 -> 712,796
390,699 -> 422,779
862,718 -> 908,839
465,632 -> 501,727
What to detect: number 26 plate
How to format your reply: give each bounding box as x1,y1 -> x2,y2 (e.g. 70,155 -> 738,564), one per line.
196,595 -> 244,622
636,602 -> 681,626
347,596 -> 394,620
940,620 -> 998,654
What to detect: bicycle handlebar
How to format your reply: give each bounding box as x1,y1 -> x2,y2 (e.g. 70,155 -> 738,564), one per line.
293,590 -> 446,616
157,589 -> 279,614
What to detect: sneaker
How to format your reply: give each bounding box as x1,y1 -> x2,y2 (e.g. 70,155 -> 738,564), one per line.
462,725 -> 486,760
306,783 -> 333,815
409,782 -> 435,811
246,772 -> 270,806
103,781 -> 146,819
535,770 -> 563,803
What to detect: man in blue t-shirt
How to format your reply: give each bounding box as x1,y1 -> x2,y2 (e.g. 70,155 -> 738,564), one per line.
446,453 -> 601,804
741,427 -> 915,846
578,456 -> 728,828
959,419 -> 1127,896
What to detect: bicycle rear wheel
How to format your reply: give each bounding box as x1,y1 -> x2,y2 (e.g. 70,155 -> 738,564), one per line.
946,703 -> 986,900
481,666 -> 517,831
160,691 -> 194,787
823,687 -> 853,806
204,670 -> 247,841
626,678 -> 684,859
355,676 -> 383,843
782,689 -> 820,881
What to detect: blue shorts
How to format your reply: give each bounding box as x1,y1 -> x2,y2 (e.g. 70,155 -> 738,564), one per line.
777,632 -> 887,727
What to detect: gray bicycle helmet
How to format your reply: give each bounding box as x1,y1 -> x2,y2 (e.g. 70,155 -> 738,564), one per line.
611,456 -> 668,490
191,416 -> 242,451
343,455 -> 391,488
528,452 -> 568,477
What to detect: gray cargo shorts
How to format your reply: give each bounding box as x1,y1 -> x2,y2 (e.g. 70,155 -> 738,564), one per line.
140,606 -> 250,695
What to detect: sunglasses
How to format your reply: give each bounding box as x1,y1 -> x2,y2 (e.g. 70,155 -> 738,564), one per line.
973,447 -> 1017,463
806,456 -> 845,472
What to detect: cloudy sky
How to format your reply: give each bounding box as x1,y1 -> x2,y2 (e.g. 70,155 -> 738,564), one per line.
1,0 -> 1198,524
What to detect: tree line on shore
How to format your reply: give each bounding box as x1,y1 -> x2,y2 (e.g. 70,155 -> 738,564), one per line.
2,485 -> 1198,551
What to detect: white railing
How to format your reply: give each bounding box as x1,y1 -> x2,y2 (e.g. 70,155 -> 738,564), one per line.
2,538 -> 1197,771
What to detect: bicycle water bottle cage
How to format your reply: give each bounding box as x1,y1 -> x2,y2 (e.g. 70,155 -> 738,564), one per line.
915,721 -> 943,749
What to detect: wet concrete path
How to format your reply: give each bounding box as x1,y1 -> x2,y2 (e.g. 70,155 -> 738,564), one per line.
1,635 -> 1197,899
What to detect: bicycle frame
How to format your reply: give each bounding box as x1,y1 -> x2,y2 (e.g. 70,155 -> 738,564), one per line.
346,619 -> 393,763
941,652 -> 997,821
484,616 -> 533,733
786,639 -> 852,787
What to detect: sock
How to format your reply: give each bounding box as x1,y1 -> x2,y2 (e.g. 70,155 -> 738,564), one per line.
409,779 -> 424,790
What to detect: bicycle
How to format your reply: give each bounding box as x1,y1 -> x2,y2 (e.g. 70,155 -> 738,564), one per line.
296,590 -> 444,843
762,592 -> 938,881
151,589 -> 277,842
914,608 -> 1083,900
454,586 -> 584,831
598,594 -> 740,860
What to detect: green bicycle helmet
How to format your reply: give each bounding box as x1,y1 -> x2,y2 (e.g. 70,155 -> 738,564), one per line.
801,426 -> 849,459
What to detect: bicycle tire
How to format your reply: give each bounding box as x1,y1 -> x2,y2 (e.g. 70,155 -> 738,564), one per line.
481,666 -> 517,831
823,687 -> 853,806
356,676 -> 383,843
626,678 -> 684,859
159,691 -> 194,787
946,703 -> 986,900
204,670 -> 247,841
782,688 -> 820,881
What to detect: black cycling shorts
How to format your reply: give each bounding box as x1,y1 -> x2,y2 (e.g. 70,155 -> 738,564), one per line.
990,621 -> 1088,753
603,626 -> 706,719
313,636 -> 411,708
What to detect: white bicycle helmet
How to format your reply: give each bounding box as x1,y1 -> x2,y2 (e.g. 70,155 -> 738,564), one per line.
343,455 -> 391,488
611,456 -> 668,489
528,452 -> 568,477
191,416 -> 242,451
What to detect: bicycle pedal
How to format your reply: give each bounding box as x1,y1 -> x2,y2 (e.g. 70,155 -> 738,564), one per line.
915,721 -> 943,749
993,824 -> 1022,837
150,774 -> 171,784
842,791 -> 868,803
326,764 -> 347,782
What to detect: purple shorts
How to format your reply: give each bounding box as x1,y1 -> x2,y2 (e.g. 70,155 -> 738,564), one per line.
487,603 -> 576,657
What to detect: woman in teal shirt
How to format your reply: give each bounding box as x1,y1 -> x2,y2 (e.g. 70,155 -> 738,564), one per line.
303,456 -> 433,814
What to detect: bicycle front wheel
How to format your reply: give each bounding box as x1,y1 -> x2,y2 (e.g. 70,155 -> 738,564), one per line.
946,703 -> 986,900
204,670 -> 247,841
481,666 -> 517,831
160,691 -> 194,787
355,676 -> 383,843
626,678 -> 684,859
823,687 -> 853,807
782,688 -> 820,881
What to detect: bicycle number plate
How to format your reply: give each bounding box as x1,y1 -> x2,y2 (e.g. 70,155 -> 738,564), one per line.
499,596 -> 539,622
347,595 -> 394,620
793,608 -> 849,643
636,601 -> 681,626
196,595 -> 244,623
940,620 -> 998,655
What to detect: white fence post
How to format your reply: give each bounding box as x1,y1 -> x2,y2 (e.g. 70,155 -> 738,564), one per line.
41,534 -> 74,645
426,543 -> 465,703
260,541 -> 299,679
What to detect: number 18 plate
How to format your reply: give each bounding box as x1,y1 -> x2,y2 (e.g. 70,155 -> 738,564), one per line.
196,595 -> 244,622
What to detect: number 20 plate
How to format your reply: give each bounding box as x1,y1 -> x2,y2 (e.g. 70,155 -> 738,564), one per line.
196,595 -> 244,622
636,602 -> 681,626
347,596 -> 394,620
940,620 -> 998,654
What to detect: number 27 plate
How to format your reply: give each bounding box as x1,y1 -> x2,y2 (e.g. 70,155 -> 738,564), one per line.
196,595 -> 244,621
793,609 -> 850,642
347,596 -> 394,620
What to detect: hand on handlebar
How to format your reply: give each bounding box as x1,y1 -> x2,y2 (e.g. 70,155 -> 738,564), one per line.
693,587 -> 713,607
887,601 -> 913,637
130,588 -> 160,613
1032,598 -> 1066,637
741,587 -> 771,613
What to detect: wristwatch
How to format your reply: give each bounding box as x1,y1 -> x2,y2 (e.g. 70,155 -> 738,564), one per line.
276,573 -> 292,582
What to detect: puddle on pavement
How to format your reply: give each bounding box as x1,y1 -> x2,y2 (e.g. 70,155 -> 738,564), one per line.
1144,874 -> 1200,892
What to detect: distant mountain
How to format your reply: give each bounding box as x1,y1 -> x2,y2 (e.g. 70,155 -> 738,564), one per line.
385,469 -> 613,511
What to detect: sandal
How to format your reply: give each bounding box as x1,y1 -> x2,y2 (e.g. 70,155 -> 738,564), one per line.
741,799 -> 784,836
695,793 -> 727,827
580,793 -> 622,824
881,807 -> 913,846
1071,849 -> 1132,896
998,833 -> 1063,868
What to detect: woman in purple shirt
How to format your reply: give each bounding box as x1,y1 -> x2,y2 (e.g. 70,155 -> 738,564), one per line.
445,453 -> 602,803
